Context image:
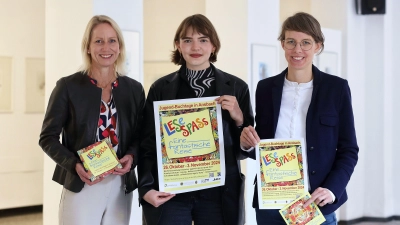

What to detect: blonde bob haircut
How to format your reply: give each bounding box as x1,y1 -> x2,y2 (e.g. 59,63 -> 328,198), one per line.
80,15 -> 126,75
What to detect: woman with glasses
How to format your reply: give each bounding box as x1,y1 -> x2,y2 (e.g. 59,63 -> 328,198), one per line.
240,12 -> 358,225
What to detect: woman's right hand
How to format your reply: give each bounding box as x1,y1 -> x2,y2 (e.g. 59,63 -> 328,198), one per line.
75,163 -> 104,185
240,125 -> 260,149
143,189 -> 175,208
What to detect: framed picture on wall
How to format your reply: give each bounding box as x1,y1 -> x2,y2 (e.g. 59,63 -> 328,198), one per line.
251,44 -> 278,103
122,31 -> 140,82
25,57 -> 45,113
315,51 -> 338,76
0,56 -> 12,112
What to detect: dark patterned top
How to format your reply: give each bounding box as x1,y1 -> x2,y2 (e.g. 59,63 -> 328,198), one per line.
186,66 -> 215,97
89,77 -> 119,152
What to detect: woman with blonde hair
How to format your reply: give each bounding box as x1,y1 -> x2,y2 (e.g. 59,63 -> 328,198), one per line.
39,15 -> 144,225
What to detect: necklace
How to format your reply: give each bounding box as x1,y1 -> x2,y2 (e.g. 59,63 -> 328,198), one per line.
89,74 -> 116,89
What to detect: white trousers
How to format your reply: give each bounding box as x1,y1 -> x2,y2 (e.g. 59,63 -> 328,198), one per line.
59,174 -> 132,225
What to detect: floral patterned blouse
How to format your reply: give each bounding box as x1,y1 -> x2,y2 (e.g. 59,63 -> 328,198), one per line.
89,77 -> 119,152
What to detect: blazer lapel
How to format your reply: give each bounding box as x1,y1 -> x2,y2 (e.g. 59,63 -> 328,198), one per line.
306,65 -> 322,134
214,65 -> 234,96
160,71 -> 181,100
272,70 -> 286,133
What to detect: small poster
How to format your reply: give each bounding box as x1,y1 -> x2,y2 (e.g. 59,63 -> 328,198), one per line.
279,192 -> 326,225
154,97 -> 225,194
256,138 -> 309,209
77,138 -> 122,181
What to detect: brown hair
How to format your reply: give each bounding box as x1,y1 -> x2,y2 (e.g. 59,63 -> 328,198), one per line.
80,15 -> 126,75
171,14 -> 221,65
278,12 -> 325,53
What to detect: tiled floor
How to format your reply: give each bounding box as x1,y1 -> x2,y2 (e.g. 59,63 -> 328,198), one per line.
0,206 -> 399,225
0,206 -> 42,225
355,222 -> 400,225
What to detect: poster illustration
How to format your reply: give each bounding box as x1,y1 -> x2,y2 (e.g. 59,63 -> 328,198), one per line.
279,193 -> 325,225
154,97 -> 225,194
256,138 -> 309,209
77,138 -> 122,181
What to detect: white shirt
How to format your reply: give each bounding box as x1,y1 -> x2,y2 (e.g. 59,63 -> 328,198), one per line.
275,78 -> 313,140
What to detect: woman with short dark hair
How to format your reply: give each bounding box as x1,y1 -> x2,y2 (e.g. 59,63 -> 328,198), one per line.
138,14 -> 253,225
241,12 -> 359,225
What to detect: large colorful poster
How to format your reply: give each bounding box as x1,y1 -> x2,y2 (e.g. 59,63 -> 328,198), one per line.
154,97 -> 225,194
256,139 -> 309,209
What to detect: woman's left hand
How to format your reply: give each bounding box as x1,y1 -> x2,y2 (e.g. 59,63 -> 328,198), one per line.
304,187 -> 333,208
113,154 -> 133,175
215,95 -> 243,126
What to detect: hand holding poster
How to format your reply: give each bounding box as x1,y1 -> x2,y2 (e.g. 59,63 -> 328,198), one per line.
256,138 -> 309,209
154,97 -> 225,194
77,138 -> 122,181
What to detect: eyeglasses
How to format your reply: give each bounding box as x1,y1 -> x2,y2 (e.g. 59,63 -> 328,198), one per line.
283,39 -> 314,51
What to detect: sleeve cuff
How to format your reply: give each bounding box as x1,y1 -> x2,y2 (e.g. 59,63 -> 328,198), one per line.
240,145 -> 255,152
327,189 -> 336,204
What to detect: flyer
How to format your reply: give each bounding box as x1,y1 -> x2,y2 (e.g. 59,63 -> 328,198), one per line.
279,192 -> 325,225
153,97 -> 225,194
77,138 -> 122,181
256,138 -> 309,209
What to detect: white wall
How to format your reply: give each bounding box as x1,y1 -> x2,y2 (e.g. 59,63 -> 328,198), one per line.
205,0 -> 248,80
44,1 -> 93,224
142,0 -> 202,93
94,0 -> 144,84
311,0 -> 400,221
389,0 -> 400,215
246,1 -> 280,224
0,0 -> 44,210
382,0 -> 398,218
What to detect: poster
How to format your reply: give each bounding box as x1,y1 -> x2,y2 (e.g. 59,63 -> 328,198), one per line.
315,51 -> 338,75
251,44 -> 278,106
153,97 -> 225,194
77,138 -> 122,181
256,138 -> 309,209
279,192 -> 325,225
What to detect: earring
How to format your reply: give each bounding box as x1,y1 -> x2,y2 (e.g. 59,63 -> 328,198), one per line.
211,52 -> 214,57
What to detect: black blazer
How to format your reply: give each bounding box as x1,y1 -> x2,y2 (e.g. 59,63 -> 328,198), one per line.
252,65 -> 359,215
138,64 -> 254,225
39,72 -> 145,193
